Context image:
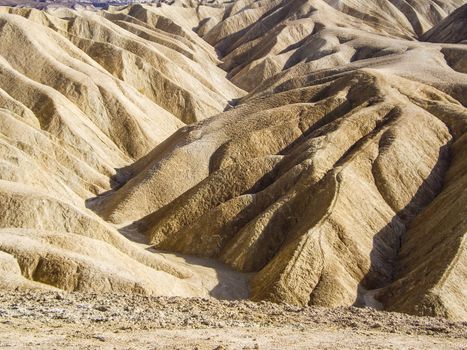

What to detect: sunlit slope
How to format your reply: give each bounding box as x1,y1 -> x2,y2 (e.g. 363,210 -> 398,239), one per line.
0,4 -> 243,296
201,0 -> 466,91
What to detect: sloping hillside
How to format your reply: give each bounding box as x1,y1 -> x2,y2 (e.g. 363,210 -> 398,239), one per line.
0,0 -> 465,321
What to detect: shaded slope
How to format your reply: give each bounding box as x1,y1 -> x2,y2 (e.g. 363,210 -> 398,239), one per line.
422,3 -> 467,44
380,133 -> 467,320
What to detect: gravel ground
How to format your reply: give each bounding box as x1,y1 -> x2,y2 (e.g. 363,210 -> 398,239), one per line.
0,291 -> 466,349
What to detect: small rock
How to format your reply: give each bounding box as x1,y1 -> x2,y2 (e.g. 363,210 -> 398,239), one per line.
93,335 -> 106,342
94,305 -> 108,312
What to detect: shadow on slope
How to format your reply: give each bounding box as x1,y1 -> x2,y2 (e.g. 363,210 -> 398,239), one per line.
356,144 -> 451,309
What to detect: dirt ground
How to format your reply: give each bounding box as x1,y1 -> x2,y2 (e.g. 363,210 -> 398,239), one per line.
0,291 -> 466,349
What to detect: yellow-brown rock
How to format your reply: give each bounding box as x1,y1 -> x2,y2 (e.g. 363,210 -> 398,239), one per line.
0,1 -> 465,321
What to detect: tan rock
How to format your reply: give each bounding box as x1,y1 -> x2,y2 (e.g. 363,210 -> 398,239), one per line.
0,1 -> 465,321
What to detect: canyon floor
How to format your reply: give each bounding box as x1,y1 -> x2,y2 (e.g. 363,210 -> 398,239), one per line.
1,291 -> 466,349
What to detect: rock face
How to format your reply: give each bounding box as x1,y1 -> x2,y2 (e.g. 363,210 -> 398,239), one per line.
0,1 -> 466,320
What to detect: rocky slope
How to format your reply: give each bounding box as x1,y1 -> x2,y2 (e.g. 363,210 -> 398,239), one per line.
0,0 -> 466,323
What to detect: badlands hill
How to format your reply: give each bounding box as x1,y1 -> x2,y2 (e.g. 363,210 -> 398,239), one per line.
422,3 -> 467,44
0,0 -> 466,322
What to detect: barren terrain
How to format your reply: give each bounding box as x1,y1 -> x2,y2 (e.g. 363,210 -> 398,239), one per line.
0,0 -> 466,348
1,291 -> 466,349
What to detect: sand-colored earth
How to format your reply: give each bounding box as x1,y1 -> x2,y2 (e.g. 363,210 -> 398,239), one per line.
0,2 -> 466,347
0,291 -> 466,349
